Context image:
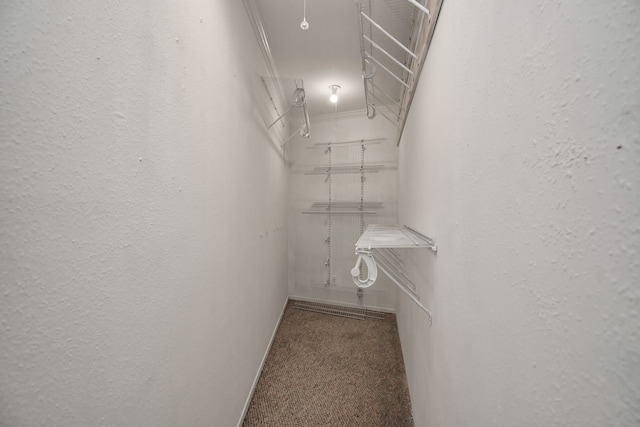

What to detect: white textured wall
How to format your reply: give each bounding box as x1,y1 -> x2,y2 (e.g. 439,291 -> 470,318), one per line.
0,1 -> 288,425
397,1 -> 640,426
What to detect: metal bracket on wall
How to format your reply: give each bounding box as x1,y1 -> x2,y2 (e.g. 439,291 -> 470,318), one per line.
351,224 -> 436,324
262,77 -> 311,146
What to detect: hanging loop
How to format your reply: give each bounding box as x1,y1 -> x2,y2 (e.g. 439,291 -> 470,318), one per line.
292,88 -> 306,107
351,252 -> 378,288
362,57 -> 376,79
366,103 -> 377,119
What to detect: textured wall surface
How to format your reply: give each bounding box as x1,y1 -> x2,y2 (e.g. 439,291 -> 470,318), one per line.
396,1 -> 640,426
0,1 -> 288,425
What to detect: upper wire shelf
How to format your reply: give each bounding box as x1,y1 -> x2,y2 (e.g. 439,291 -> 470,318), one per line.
356,0 -> 443,145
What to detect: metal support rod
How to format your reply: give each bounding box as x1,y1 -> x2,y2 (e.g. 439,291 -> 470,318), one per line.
377,261 -> 432,324
376,248 -> 403,272
404,225 -> 437,252
363,34 -> 414,76
375,249 -> 413,286
301,102 -> 310,137
280,124 -> 307,147
360,11 -> 418,60
407,0 -> 432,20
357,5 -> 374,113
384,247 -> 405,266
414,3 -> 427,49
408,5 -> 426,72
377,248 -> 407,272
365,53 -> 411,89
374,104 -> 400,126
369,79 -> 403,109
376,252 -> 418,290
366,90 -> 403,120
268,104 -> 294,129
399,226 -> 423,246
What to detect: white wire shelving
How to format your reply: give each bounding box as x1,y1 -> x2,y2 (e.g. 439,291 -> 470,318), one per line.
356,0 -> 444,145
351,224 -> 437,323
304,164 -> 385,175
302,202 -> 382,215
262,77 -> 311,146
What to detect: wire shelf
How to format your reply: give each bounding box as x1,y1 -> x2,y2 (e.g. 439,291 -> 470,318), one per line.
303,202 -> 383,215
355,224 -> 437,251
351,224 -> 436,323
356,0 -> 444,145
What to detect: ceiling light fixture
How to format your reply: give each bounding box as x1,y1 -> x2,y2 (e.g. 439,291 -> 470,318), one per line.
329,85 -> 340,103
300,0 -> 309,30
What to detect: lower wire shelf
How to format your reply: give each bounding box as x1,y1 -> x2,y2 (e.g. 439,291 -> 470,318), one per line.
351,224 -> 437,324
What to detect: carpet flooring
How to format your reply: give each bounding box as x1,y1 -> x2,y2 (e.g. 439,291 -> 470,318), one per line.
243,300 -> 414,426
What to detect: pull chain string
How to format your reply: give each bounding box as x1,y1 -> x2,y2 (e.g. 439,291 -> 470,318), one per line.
300,0 -> 309,29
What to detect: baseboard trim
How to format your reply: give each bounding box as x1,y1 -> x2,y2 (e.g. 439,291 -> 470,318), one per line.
236,296 -> 290,427
288,294 -> 396,314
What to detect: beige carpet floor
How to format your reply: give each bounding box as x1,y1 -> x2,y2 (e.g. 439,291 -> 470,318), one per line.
243,300 -> 414,426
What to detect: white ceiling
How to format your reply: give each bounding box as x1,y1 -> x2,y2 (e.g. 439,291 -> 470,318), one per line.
255,0 -> 366,117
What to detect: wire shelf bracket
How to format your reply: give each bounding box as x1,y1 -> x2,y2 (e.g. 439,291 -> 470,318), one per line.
261,77 -> 311,147
351,224 -> 436,324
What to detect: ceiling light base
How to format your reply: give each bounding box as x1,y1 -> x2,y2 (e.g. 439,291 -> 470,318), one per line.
329,85 -> 341,103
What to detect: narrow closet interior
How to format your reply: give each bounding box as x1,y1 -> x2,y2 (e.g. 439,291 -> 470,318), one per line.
241,0 -> 441,424
4,0 -> 636,426
247,0 -> 442,315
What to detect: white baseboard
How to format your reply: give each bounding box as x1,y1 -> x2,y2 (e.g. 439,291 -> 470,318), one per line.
236,296 -> 290,427
288,294 -> 396,314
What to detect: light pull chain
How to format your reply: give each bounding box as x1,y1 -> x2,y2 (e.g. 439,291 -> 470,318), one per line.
300,0 -> 309,30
